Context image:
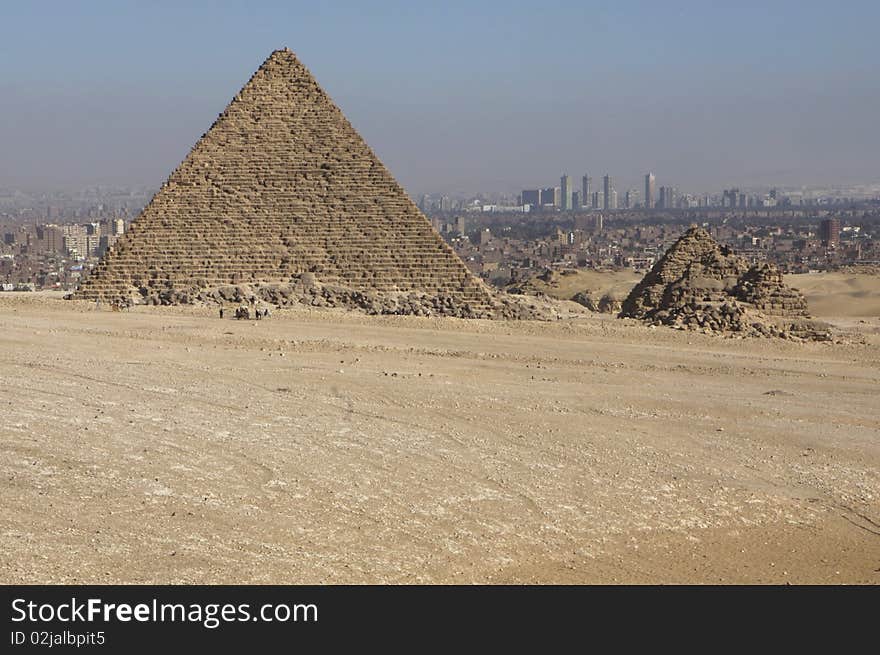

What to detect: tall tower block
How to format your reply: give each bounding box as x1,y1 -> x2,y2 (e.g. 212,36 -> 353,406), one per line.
645,173 -> 656,209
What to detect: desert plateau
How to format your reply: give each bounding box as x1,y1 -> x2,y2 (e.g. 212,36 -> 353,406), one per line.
1,288 -> 878,584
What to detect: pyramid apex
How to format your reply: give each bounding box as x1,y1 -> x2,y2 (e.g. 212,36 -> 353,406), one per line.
269,47 -> 296,59
256,48 -> 302,74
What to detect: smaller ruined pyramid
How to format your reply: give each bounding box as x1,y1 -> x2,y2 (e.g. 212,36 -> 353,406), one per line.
620,227 -> 812,336
75,49 -> 496,317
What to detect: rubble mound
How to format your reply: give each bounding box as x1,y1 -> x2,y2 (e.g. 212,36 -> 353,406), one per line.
124,275 -> 562,321
619,227 -> 829,340
571,291 -> 622,314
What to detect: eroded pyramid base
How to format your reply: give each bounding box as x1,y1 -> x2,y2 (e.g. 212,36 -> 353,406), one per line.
75,274 -> 563,320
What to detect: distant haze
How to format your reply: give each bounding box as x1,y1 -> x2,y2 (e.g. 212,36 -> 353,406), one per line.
1,1 -> 878,196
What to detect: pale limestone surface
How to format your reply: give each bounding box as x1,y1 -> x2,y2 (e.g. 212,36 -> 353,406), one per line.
2,292 -> 878,584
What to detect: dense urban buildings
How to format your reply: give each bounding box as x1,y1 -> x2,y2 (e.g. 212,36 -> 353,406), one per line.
2,176 -> 879,292
0,216 -> 129,290
427,202 -> 879,290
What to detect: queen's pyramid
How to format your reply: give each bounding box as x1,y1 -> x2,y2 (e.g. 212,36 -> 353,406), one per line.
617,226 -> 826,338
75,49 -> 495,315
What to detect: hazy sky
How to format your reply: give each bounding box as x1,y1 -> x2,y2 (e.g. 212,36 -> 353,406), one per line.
1,1 -> 878,196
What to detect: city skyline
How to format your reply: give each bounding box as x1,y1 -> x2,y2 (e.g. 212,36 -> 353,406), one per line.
1,2 -> 879,195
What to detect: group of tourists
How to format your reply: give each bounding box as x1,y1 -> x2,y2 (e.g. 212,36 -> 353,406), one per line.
219,303 -> 271,320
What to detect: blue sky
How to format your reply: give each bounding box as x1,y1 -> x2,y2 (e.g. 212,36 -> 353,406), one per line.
1,1 -> 878,194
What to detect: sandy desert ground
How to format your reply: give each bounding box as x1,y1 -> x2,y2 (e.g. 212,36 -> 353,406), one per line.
514,268 -> 642,302
1,291 -> 878,584
786,272 -> 880,318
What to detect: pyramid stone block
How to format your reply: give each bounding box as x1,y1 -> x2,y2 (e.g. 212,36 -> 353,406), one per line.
74,49 -> 494,315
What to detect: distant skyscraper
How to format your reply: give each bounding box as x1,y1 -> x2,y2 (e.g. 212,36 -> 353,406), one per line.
660,186 -> 677,209
571,191 -> 580,209
609,189 -> 618,210
819,218 -> 841,246
582,175 -> 591,208
560,174 -> 573,211
541,187 -> 558,207
645,173 -> 656,209
591,191 -> 601,209
603,175 -> 613,210
521,189 -> 540,208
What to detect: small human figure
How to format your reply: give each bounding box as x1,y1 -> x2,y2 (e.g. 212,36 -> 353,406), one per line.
219,307 -> 224,319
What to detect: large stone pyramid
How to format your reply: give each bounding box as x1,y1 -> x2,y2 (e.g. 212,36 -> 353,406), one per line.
75,49 -> 495,316
619,227 -> 823,338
